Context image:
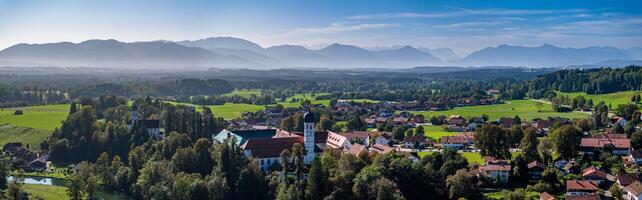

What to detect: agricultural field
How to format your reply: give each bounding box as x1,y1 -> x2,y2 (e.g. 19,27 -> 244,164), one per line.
555,90 -> 642,107
23,184 -> 69,200
165,101 -> 266,120
278,92 -> 379,108
0,104 -> 70,130
0,125 -> 50,150
222,89 -> 262,98
0,104 -> 69,149
208,103 -> 267,120
419,125 -> 460,140
408,99 -> 589,121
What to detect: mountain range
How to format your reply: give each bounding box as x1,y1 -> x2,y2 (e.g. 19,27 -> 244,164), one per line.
1,37 -> 641,69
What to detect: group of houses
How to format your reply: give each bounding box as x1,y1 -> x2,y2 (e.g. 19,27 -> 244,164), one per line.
1,142 -> 49,172
211,112 -> 417,171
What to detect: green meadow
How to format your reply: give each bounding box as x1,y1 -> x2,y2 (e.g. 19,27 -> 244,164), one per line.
0,104 -> 70,130
418,125 -> 460,140
166,101 -> 266,120
417,151 -> 520,164
222,89 -> 262,98
23,184 -> 69,200
555,90 -> 642,107
408,99 -> 589,122
0,104 -> 70,149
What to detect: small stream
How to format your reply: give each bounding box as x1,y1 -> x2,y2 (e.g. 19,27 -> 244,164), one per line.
7,175 -> 132,200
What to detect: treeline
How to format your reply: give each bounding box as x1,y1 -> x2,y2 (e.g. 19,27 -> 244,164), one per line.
43,98 -> 227,163
69,79 -> 233,98
0,85 -> 66,107
526,66 -> 642,98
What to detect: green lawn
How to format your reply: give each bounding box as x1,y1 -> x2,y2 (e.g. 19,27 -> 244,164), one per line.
408,99 -> 589,121
0,125 -> 50,150
222,89 -> 262,98
23,184 -> 69,200
417,151 -> 519,164
556,90 -> 642,107
419,125 -> 460,140
0,104 -> 70,130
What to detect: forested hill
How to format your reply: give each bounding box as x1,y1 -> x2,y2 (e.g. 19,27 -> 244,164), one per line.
526,66 -> 642,98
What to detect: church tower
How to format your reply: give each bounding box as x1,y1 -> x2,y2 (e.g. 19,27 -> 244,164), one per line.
303,111 -> 316,164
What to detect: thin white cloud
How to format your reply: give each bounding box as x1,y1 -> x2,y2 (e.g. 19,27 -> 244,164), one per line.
284,22 -> 398,35
347,8 -> 590,20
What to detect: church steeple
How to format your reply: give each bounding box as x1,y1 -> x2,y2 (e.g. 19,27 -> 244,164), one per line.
303,111 -> 315,164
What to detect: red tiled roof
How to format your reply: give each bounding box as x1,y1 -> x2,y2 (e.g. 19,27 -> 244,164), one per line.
617,172 -> 640,186
441,135 -> 469,144
339,131 -> 370,140
582,166 -> 607,179
566,180 -> 599,191
565,194 -> 600,200
580,138 -> 630,148
627,181 -> 642,196
242,137 -> 303,158
528,161 -> 546,169
371,144 -> 394,154
540,192 -> 556,200
481,164 -> 511,171
347,144 -> 366,156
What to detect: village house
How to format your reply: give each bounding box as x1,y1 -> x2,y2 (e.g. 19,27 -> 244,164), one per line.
617,171 -> 640,187
580,138 -> 631,156
346,143 -> 366,156
528,160 -> 546,180
440,133 -> 474,149
370,143 -> 394,155
566,180 -> 599,196
499,117 -> 516,128
403,134 -> 426,148
373,132 -> 392,146
629,150 -> 642,165
540,192 -> 557,200
565,193 -> 600,200
627,181 -> 642,200
480,159 -> 511,184
581,166 -> 607,184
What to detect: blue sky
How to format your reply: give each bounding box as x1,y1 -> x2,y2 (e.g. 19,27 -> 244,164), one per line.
1,0 -> 641,55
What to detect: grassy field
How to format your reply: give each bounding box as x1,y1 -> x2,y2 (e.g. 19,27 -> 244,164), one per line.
420,125 -> 460,140
23,184 -> 69,200
222,89 -> 262,98
556,90 -> 642,107
417,151 -> 519,164
166,101 -> 266,120
0,104 -> 70,130
408,99 -> 589,121
208,103 -> 266,120
0,125 -> 50,150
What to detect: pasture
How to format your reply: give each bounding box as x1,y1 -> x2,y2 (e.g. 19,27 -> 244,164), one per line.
0,104 -> 70,130
222,89 -> 262,98
555,90 -> 642,107
408,99 -> 589,121
419,125 -> 460,140
0,125 -> 50,150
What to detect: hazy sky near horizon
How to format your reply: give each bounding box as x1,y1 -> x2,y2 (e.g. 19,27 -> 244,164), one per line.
1,0 -> 641,55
